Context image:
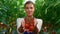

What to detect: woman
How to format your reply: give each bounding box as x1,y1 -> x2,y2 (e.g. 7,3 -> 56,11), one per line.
17,1 -> 43,34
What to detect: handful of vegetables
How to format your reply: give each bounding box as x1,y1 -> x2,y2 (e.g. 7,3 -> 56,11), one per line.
18,18 -> 38,34
25,23 -> 34,31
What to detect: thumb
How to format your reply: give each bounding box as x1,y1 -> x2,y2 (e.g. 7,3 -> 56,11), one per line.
21,22 -> 25,28
34,22 -> 37,26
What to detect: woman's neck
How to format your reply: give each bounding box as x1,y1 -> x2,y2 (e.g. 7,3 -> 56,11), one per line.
26,16 -> 34,21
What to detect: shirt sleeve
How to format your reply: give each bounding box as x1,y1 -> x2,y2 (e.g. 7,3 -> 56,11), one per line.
37,19 -> 43,32
16,18 -> 23,34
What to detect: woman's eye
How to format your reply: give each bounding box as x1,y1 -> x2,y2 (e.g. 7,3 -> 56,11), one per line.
26,7 -> 33,9
30,7 -> 33,9
26,7 -> 28,9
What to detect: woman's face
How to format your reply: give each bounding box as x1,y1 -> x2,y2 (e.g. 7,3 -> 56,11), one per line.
25,3 -> 34,17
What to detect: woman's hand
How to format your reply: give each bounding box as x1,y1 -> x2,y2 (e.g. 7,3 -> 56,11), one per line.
33,20 -> 38,34
18,21 -> 25,33
21,22 -> 25,28
33,26 -> 38,34
18,25 -> 24,33
21,22 -> 29,32
22,22 -> 30,32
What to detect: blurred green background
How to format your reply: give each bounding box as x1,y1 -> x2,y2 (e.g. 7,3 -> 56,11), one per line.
0,0 -> 60,34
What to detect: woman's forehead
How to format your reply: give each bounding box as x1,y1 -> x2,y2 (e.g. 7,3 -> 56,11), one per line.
25,4 -> 34,7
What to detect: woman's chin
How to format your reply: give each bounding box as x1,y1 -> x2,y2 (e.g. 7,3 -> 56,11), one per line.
27,15 -> 32,17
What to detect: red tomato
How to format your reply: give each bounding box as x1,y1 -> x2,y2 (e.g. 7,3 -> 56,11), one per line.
25,23 -> 30,29
29,26 -> 34,31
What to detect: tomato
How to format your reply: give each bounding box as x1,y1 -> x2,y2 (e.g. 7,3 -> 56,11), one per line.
25,23 -> 30,29
29,26 -> 34,31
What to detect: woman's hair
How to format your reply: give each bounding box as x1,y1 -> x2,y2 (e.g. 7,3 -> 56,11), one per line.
24,1 -> 34,8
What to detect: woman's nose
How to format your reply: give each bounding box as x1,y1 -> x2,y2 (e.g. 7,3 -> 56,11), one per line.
28,8 -> 31,11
